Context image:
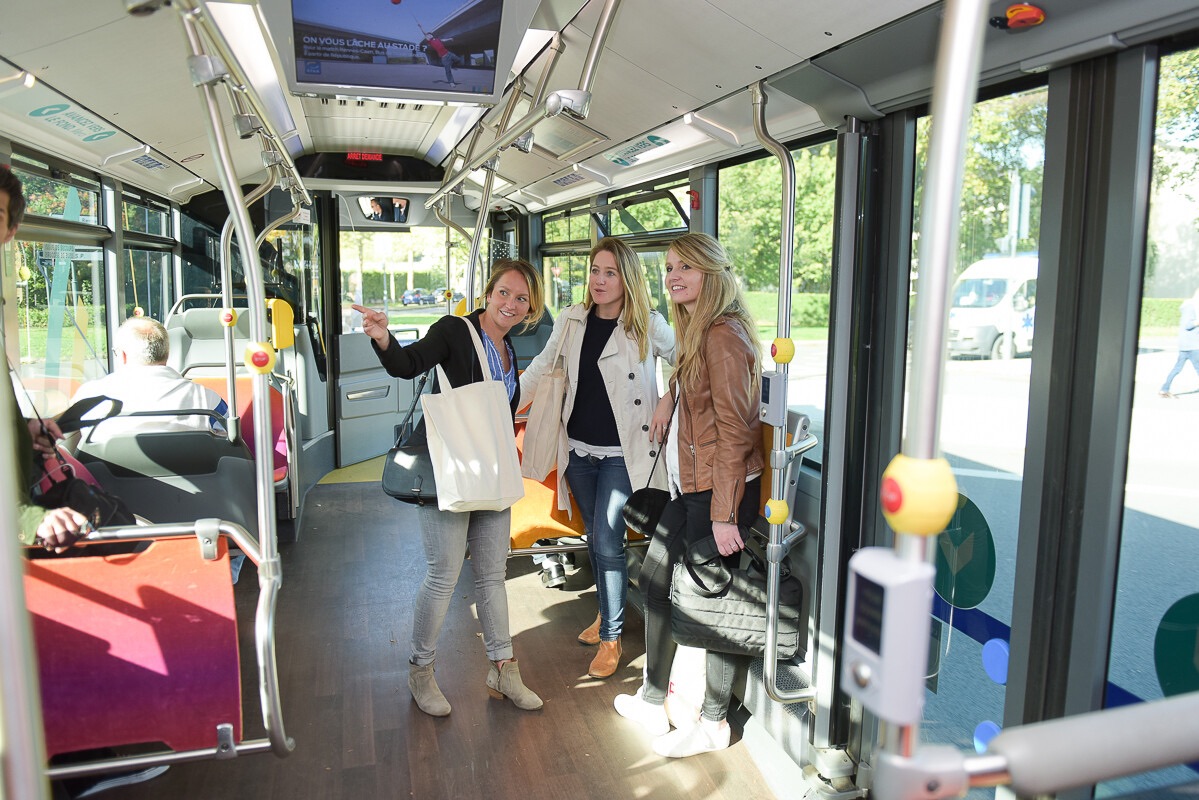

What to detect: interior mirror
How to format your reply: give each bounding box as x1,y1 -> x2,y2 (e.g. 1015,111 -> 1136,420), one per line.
357,196 -> 410,224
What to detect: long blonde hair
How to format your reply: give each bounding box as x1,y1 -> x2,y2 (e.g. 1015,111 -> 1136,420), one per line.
584,237 -> 653,361
668,233 -> 760,393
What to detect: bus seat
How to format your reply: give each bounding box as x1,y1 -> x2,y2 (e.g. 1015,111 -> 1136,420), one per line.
509,311 -> 555,373
166,307 -> 251,375
24,538 -> 242,756
510,422 -> 585,550
193,376 -> 288,483
76,429 -> 258,532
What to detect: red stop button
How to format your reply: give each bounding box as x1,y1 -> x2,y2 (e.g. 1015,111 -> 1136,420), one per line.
881,476 -> 903,514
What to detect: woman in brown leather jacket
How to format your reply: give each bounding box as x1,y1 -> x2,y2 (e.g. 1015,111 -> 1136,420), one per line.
613,232 -> 764,758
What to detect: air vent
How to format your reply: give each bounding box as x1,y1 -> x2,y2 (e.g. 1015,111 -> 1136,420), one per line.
532,114 -> 608,162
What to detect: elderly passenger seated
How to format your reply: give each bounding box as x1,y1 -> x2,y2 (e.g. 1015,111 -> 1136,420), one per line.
70,317 -> 228,442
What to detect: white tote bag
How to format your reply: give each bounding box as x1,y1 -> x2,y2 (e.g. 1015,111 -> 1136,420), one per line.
422,317 -> 525,512
520,329 -> 569,482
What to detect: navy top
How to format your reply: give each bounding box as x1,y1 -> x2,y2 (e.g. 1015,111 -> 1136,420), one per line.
566,308 -> 620,447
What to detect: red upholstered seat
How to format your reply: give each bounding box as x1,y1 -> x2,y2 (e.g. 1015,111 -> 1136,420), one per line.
25,539 -> 242,756
195,376 -> 288,483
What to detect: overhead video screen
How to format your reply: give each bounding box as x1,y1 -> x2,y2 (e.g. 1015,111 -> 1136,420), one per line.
290,0 -> 503,97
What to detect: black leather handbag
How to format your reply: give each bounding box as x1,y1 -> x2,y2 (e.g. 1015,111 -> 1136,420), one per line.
621,394 -> 676,537
381,372 -> 437,505
670,536 -> 802,660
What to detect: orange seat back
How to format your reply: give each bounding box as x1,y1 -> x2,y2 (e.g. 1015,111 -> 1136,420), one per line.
195,376 -> 288,482
510,422 -> 586,550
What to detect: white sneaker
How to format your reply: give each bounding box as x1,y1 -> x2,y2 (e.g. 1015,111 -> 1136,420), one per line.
664,694 -> 700,730
614,688 -> 670,736
652,718 -> 730,758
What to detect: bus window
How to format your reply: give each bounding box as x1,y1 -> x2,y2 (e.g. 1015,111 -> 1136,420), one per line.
339,227 -> 475,335
1105,45 -> 1199,797
907,85 -> 1047,786
720,141 -> 837,465
12,237 -> 109,415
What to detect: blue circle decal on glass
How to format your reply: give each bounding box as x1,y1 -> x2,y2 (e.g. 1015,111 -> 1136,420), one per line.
1154,593 -> 1199,697
982,638 -> 1010,685
933,495 -> 996,610
974,720 -> 1001,753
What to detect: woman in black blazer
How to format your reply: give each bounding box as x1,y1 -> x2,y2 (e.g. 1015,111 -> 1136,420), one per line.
354,259 -> 545,716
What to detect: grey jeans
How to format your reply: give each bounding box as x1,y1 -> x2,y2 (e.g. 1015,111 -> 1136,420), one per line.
410,505 -> 514,665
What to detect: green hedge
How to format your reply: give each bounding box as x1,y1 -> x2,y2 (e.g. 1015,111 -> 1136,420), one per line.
745,291 -> 830,329
1141,297 -> 1184,329
355,270 -> 446,304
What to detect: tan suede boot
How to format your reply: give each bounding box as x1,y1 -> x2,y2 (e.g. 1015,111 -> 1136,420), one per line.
577,613 -> 602,646
587,638 -> 621,679
408,661 -> 451,717
486,659 -> 543,710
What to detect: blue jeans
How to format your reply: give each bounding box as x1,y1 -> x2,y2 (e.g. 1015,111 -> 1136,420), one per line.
565,452 -> 632,641
1161,349 -> 1199,392
442,51 -> 463,84
638,479 -> 761,723
411,505 -> 513,665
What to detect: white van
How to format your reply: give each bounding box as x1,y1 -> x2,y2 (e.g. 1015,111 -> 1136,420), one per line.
947,256 -> 1038,359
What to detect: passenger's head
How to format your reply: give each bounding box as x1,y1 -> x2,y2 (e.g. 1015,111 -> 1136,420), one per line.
587,237 -> 654,360
482,258 -> 544,334
113,317 -> 171,367
666,232 -> 758,391
0,164 -> 26,245
370,198 -> 383,215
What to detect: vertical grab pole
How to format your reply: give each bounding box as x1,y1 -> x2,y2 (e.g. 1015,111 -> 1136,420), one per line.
463,78 -> 526,291
218,164 -> 278,444
878,0 -> 988,764
750,81 -> 815,703
177,5 -> 293,758
0,394 -> 50,798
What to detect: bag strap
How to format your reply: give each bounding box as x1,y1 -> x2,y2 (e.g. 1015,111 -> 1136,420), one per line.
643,391 -> 680,487
392,371 -> 431,448
459,315 -> 497,383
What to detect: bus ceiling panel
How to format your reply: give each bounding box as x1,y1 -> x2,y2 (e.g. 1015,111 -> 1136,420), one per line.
1,3 -> 278,203
804,0 -> 1199,118
0,64 -> 215,204
0,2 -> 133,57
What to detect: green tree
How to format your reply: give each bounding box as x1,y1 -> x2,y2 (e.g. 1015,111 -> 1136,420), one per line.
915,87 -> 1047,275
720,144 -> 838,292
1155,48 -> 1199,196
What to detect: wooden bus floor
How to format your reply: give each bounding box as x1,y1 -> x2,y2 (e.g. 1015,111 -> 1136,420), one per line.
102,480 -> 778,800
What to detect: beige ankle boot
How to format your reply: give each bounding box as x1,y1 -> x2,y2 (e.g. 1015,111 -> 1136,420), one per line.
578,613 -> 602,645
409,661 -> 451,717
486,659 -> 543,710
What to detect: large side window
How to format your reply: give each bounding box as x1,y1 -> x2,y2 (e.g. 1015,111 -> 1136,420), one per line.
338,227 -> 476,335
905,86 -> 1047,791
1103,46 -> 1199,797
9,157 -> 108,415
719,141 -> 837,460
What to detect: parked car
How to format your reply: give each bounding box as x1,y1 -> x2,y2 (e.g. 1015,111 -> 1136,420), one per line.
401,288 -> 437,306
434,287 -> 466,304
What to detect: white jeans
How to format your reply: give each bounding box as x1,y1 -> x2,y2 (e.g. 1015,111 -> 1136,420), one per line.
410,505 -> 513,665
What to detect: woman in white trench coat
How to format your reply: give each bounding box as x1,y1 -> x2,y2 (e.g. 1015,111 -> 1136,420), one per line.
520,237 -> 675,679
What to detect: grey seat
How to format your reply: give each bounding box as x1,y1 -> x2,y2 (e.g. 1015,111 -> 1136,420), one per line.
77,416 -> 258,535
